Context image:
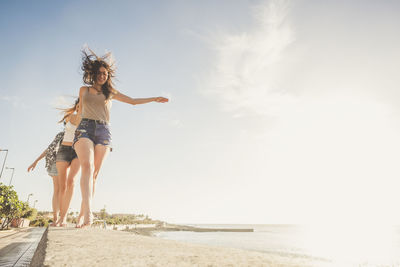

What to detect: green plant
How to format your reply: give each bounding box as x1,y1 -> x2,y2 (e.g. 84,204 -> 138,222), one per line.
0,183 -> 23,230
21,202 -> 37,221
30,216 -> 50,227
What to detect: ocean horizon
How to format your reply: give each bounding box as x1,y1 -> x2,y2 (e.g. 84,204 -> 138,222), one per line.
155,224 -> 400,266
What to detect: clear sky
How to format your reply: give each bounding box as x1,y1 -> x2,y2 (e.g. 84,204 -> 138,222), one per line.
1,0 -> 400,224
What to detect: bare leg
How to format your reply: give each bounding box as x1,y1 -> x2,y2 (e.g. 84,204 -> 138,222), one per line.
76,202 -> 84,228
58,158 -> 80,226
55,161 -> 70,226
92,145 -> 110,196
50,175 -> 60,226
74,138 -> 95,227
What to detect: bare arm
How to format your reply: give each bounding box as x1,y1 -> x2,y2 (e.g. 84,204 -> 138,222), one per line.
27,149 -> 47,172
113,91 -> 169,105
77,86 -> 86,117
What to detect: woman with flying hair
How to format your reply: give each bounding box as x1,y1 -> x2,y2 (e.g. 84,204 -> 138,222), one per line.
55,98 -> 81,226
74,48 -> 168,227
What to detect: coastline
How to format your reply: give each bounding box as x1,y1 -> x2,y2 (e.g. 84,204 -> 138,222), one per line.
123,223 -> 254,237
35,227 -> 332,267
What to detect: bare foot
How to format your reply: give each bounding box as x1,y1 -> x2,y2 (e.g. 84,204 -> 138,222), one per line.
80,222 -> 92,229
55,218 -> 63,227
79,213 -> 93,229
75,215 -> 84,228
50,222 -> 58,227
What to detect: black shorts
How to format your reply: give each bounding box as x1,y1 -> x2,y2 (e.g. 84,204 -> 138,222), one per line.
56,145 -> 78,163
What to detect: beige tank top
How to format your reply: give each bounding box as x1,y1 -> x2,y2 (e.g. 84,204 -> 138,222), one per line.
82,87 -> 112,123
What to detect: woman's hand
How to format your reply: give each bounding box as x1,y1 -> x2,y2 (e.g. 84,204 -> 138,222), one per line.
27,161 -> 38,172
154,97 -> 169,103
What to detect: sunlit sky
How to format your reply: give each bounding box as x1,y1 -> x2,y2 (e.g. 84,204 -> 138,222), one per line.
1,0 -> 400,224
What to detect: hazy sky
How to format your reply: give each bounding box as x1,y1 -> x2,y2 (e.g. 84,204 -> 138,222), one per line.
1,0 -> 400,224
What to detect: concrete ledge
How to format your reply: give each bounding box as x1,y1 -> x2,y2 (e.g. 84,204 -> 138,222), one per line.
0,227 -> 46,267
30,227 -> 48,266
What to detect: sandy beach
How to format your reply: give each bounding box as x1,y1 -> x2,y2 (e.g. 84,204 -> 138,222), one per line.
31,227 -> 332,267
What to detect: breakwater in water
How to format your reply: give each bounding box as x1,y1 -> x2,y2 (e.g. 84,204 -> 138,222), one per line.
124,223 -> 253,236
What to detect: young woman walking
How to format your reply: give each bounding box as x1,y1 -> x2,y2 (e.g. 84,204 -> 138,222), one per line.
28,131 -> 64,226
55,99 -> 81,226
74,49 -> 168,227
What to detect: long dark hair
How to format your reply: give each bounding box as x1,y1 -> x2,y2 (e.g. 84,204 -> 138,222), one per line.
81,48 -> 116,100
58,98 -> 79,123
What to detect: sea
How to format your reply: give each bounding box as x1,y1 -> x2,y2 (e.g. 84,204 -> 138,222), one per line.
154,224 -> 400,266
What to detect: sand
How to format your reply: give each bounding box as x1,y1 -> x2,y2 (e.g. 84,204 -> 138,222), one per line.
35,227 -> 332,267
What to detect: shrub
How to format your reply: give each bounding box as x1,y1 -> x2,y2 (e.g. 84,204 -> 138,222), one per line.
0,183 -> 23,230
30,216 -> 50,227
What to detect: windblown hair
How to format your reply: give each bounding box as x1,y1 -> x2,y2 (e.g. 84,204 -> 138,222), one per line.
81,47 -> 117,100
58,98 -> 80,123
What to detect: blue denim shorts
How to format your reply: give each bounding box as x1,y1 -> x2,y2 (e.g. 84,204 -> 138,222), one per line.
73,118 -> 112,148
56,145 -> 77,163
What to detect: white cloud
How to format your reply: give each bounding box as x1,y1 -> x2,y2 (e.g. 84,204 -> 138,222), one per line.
51,95 -> 77,109
204,0 -> 295,116
200,0 -> 400,223
0,95 -> 28,109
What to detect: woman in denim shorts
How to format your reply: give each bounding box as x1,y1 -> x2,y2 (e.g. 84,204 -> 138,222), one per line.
73,48 -> 169,227
55,98 -> 81,226
28,131 -> 64,226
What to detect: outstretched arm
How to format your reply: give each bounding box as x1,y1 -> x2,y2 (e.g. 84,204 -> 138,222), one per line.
27,149 -> 47,172
113,91 -> 168,105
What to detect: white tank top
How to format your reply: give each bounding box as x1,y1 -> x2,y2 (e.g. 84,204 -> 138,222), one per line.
63,121 -> 77,143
